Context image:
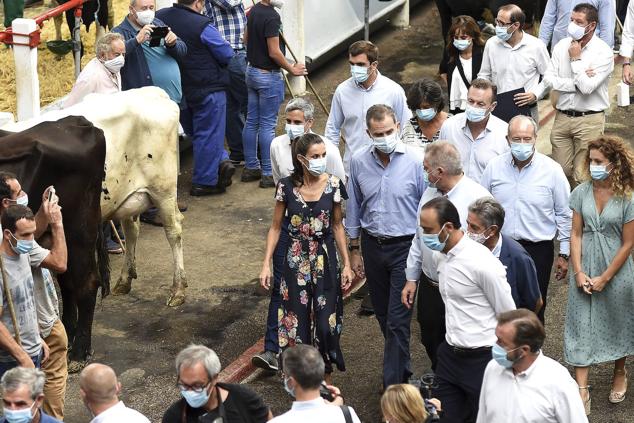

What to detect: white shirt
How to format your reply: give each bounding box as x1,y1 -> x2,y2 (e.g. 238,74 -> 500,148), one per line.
478,32 -> 550,100
435,236 -> 516,348
439,113 -> 509,184
620,0 -> 634,58
324,72 -> 412,173
544,35 -> 614,112
491,235 -> 503,259
477,353 -> 589,423
64,57 -> 121,108
449,57 -> 472,111
90,401 -> 150,423
405,175 -> 492,281
270,133 -> 345,184
269,398 -> 362,423
480,152 -> 572,254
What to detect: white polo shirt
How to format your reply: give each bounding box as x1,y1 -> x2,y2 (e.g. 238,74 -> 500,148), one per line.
90,401 -> 150,423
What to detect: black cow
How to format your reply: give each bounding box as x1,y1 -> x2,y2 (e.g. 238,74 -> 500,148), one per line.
434,0 -> 547,42
0,116 -> 108,367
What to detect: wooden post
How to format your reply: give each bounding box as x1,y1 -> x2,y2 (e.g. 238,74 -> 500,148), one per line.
12,18 -> 40,121
281,0 -> 306,95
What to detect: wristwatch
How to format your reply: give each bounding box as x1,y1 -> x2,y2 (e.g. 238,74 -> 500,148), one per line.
558,253 -> 569,261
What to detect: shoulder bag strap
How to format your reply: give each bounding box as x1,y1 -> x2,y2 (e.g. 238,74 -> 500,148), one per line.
339,405 -> 353,423
455,58 -> 471,90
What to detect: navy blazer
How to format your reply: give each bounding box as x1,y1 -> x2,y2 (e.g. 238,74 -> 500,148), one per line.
498,235 -> 541,310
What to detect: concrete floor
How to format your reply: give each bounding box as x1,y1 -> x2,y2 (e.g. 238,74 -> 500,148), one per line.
55,2 -> 634,423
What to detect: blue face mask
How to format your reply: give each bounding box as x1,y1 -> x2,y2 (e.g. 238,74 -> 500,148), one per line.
283,377 -> 295,398
415,108 -> 437,122
350,65 -> 370,83
180,386 -> 211,409
4,403 -> 35,423
495,25 -> 514,41
304,156 -> 327,176
8,232 -> 34,255
423,169 -> 439,189
421,223 -> 448,252
285,123 -> 305,140
510,142 -> 534,162
372,132 -> 399,155
492,343 -> 522,368
465,105 -> 489,123
453,38 -> 471,51
590,164 -> 611,180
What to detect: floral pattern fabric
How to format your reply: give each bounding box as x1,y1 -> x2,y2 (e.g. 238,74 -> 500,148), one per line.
275,174 -> 347,372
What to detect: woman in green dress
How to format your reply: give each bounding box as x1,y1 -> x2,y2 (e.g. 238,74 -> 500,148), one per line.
565,135 -> 634,415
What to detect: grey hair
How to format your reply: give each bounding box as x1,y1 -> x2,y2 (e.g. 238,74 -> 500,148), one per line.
425,140 -> 462,175
175,344 -> 221,379
1,368 -> 45,400
95,32 -> 124,58
468,197 -> 505,230
281,344 -> 324,390
508,115 -> 538,138
285,97 -> 315,121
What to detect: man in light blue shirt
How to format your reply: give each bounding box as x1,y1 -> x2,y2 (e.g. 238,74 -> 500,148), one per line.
325,41 -> 411,174
539,0 -> 616,49
346,104 -> 425,387
480,115 -> 572,323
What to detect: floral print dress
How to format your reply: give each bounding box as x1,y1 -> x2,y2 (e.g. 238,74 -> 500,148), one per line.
275,174 -> 347,372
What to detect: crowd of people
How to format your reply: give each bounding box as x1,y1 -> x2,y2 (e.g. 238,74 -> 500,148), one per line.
2,0 -> 634,422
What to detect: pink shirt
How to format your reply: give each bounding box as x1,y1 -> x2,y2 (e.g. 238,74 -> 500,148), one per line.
64,57 -> 121,108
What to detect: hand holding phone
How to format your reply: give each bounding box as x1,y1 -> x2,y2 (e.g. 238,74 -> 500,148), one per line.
149,26 -> 169,47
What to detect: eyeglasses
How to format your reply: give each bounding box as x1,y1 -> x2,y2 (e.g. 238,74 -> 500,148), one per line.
177,381 -> 210,393
495,19 -> 514,27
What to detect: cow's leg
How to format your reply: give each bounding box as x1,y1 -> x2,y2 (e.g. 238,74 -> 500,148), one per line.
53,14 -> 63,40
155,197 -> 186,307
112,216 -> 139,295
67,272 -> 98,373
95,25 -> 106,42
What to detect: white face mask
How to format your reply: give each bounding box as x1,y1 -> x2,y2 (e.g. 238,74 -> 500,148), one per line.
135,9 -> 155,26
270,0 -> 284,8
567,21 -> 590,41
103,55 -> 125,73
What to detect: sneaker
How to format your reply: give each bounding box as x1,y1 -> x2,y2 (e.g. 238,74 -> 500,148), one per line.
252,351 -> 279,372
106,239 -> 123,254
259,175 -> 275,188
241,168 -> 262,182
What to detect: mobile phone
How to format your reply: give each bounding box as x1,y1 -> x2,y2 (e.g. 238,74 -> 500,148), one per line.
48,187 -> 55,202
149,26 -> 169,47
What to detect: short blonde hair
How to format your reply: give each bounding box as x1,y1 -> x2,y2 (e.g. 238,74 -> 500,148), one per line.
381,384 -> 428,423
95,32 -> 124,58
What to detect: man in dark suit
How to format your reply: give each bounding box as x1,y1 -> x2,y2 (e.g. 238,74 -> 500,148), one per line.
466,197 -> 543,312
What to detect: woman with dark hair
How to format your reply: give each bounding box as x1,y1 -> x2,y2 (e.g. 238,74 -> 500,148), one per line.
402,78 -> 449,153
565,135 -> 634,415
439,15 -> 485,114
259,133 -> 353,379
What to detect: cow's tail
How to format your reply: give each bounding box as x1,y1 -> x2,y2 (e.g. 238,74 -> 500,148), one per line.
96,222 -> 111,298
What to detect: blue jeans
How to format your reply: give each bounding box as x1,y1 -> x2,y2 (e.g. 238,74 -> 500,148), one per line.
0,353 -> 42,379
226,51 -> 248,162
242,66 -> 285,176
264,226 -> 289,353
190,91 -> 230,186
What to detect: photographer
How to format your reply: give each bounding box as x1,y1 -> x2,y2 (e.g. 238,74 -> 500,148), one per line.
271,345 -> 360,423
381,384 -> 441,423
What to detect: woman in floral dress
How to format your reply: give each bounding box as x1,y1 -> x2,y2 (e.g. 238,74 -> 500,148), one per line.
260,133 -> 354,376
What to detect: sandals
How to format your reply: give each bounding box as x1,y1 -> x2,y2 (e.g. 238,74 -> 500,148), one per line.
609,369 -> 628,404
579,386 -> 592,416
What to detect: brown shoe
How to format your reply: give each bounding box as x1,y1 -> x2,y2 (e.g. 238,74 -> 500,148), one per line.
241,168 -> 262,182
218,160 -> 236,188
259,175 -> 275,188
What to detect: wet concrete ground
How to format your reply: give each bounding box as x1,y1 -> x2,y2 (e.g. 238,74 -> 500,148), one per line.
58,2 -> 634,423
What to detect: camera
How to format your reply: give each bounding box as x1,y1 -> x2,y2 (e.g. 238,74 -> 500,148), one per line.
409,373 -> 440,422
319,382 -> 335,402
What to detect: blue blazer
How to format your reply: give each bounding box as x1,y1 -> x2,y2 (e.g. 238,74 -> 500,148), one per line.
498,235 -> 542,310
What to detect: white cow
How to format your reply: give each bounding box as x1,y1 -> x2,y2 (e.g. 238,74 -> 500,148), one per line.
3,87 -> 187,306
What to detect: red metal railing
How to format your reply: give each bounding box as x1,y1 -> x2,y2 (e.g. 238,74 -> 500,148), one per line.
0,0 -> 86,46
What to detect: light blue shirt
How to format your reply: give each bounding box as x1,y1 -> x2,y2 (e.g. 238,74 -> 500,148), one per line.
325,72 -> 412,173
480,151 -> 572,254
439,113 -> 509,184
141,41 -> 182,104
538,0 -> 616,48
405,175 -> 492,281
346,142 -> 425,239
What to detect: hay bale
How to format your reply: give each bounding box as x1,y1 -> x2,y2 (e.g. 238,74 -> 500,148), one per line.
0,0 -> 129,115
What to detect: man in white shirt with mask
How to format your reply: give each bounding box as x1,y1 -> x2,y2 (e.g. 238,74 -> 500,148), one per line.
477,309 -> 588,423
544,2 -> 613,188
325,40 -> 411,174
410,196 -> 515,422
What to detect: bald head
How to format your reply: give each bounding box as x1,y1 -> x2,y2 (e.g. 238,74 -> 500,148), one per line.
508,115 -> 537,139
80,363 -> 120,404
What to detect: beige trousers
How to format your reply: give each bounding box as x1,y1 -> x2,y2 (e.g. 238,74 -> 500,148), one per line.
42,319 -> 68,420
550,110 -> 605,187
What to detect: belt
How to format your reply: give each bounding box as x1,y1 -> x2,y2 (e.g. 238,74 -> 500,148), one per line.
557,109 -> 603,118
516,239 -> 554,246
363,230 -> 414,245
421,273 -> 439,288
449,344 -> 492,357
233,47 -> 245,52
